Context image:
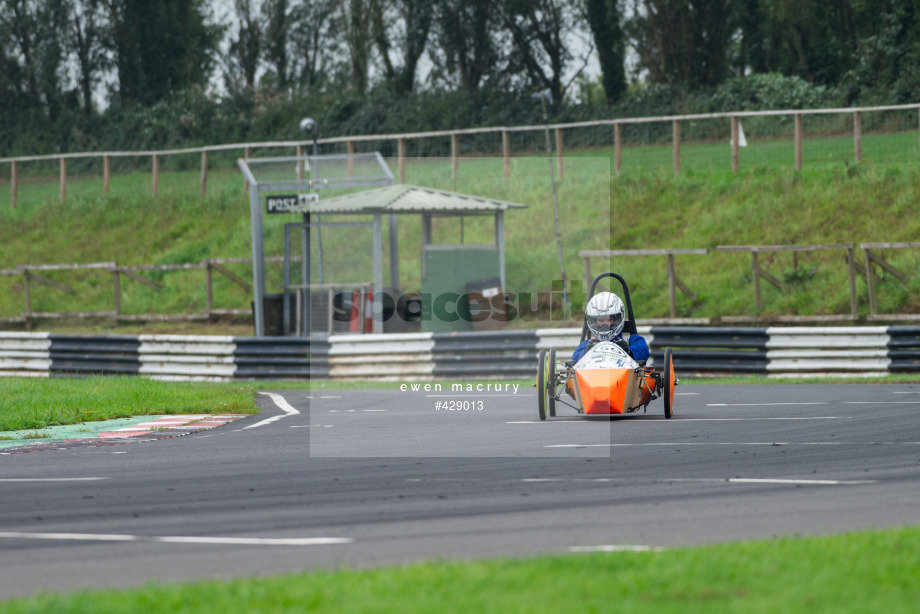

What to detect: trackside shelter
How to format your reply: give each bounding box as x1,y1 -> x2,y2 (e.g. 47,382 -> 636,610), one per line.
238,154 -> 527,336
312,184 -> 528,333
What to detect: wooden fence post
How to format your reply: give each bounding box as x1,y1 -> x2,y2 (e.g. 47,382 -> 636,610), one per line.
243,147 -> 251,191
10,160 -> 17,209
200,150 -> 208,198
752,251 -> 762,313
205,260 -> 213,314
555,128 -> 564,180
731,116 -> 739,173
347,140 -> 355,177
672,120 -> 681,174
451,133 -> 459,179
847,245 -> 857,318
865,248 -> 877,316
502,130 -> 510,178
103,155 -> 110,195
614,124 -> 622,173
853,111 -> 862,164
112,265 -> 121,315
794,113 -> 803,172
667,253 -> 677,317
152,154 -> 159,197
398,138 -> 406,184
59,157 -> 67,203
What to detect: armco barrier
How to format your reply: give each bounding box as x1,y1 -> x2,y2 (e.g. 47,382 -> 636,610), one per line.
765,327 -> 891,376
0,332 -> 51,377
888,327 -> 920,373
0,327 -> 918,381
432,331 -> 538,378
51,334 -> 140,376
645,327 -> 769,373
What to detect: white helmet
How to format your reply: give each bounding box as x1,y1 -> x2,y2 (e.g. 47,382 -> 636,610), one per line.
585,292 -> 625,341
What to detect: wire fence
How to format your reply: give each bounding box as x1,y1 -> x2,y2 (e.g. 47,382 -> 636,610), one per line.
2,103 -> 919,209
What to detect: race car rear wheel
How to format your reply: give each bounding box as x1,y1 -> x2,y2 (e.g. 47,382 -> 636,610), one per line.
663,347 -> 675,419
537,349 -> 547,421
547,348 -> 557,417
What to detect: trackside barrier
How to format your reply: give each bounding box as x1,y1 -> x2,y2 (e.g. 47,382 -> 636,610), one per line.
432,331 -> 538,379
328,333 -> 434,380
0,332 -> 51,377
765,327 -> 891,376
646,327 -> 769,373
0,328 -> 918,381
888,327 -> 920,373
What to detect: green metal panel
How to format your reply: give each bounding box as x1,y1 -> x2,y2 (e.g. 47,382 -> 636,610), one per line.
421,247 -> 500,333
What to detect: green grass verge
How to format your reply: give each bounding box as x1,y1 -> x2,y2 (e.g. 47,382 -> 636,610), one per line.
0,377 -> 258,432
3,526 -> 919,612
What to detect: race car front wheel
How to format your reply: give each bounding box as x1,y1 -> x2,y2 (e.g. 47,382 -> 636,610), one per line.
663,347 -> 675,419
537,349 -> 547,421
547,348 -> 556,417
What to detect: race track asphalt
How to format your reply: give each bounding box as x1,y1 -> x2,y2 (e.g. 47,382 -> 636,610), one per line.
1,382 -> 919,599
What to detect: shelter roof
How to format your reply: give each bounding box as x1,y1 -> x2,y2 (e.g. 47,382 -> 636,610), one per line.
303,184 -> 528,215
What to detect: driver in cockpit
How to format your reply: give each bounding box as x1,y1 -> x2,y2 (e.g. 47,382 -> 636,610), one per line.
571,291 -> 649,364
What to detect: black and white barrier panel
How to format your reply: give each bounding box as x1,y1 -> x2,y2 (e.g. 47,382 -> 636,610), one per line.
0,327 -> 918,380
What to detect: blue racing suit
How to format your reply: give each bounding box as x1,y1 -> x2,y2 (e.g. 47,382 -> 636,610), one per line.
572,333 -> 650,364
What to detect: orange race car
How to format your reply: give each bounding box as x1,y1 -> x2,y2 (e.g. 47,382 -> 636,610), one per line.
537,272 -> 677,420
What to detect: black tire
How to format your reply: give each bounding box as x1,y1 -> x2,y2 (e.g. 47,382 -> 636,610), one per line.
548,348 -> 557,417
663,347 -> 675,419
537,349 -> 547,421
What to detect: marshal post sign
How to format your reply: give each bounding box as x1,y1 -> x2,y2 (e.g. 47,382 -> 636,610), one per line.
266,193 -> 319,214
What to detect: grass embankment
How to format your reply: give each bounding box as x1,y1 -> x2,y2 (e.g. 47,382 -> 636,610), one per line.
3,526 -> 919,612
1,138 -> 919,331
0,377 -> 258,432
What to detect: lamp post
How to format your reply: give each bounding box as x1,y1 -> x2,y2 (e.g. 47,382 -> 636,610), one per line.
299,117 -> 323,334
532,89 -> 570,314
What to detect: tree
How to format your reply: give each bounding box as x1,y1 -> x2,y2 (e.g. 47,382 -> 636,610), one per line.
106,0 -> 224,106
626,0 -> 735,88
501,0 -> 592,102
289,0 -> 342,91
584,0 -> 626,103
341,0 -> 374,93
68,0 -> 111,115
369,0 -> 434,93
431,0 -> 502,91
223,0 -> 262,94
262,0 -> 290,89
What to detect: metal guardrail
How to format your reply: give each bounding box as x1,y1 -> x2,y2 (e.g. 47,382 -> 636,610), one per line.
2,327 -> 918,381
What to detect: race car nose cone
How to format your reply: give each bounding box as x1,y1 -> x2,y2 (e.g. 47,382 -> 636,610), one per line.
576,369 -> 630,414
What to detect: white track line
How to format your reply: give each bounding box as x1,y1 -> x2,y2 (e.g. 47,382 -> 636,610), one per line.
245,392 -> 300,429
546,442 -> 920,448
707,402 -> 827,406
0,532 -> 352,546
0,478 -> 109,482
674,478 -> 877,485
844,401 -> 920,404
570,545 -> 663,553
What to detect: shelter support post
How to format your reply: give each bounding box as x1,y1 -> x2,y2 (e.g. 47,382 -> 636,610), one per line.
389,214 -> 399,289
373,213 -> 384,334
250,185 -> 266,336
496,211 -> 506,291
304,215 -> 311,336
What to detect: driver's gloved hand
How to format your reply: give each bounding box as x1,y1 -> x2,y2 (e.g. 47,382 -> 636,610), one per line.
615,338 -> 633,357
564,360 -> 576,368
